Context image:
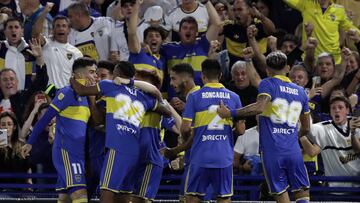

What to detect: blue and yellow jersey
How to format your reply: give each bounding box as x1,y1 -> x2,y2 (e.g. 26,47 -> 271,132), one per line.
97,80 -> 157,156
183,83 -> 242,168
50,86 -> 90,156
129,49 -> 164,83
161,35 -> 209,98
258,75 -> 309,154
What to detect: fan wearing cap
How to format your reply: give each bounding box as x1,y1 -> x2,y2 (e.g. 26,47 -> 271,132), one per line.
127,0 -> 166,87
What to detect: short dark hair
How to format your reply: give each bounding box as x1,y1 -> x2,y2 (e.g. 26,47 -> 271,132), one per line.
330,96 -> 351,111
52,15 -> 69,27
115,61 -> 136,78
0,68 -> 16,78
135,70 -> 161,88
266,51 -> 288,71
121,0 -> 136,7
201,59 -> 222,80
4,17 -> 23,29
179,16 -> 198,31
144,26 -> 167,41
97,60 -> 115,74
280,34 -> 299,47
72,57 -> 97,73
171,63 -> 194,78
67,2 -> 90,16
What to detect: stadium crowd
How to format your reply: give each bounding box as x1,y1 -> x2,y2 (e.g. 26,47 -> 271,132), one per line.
0,0 -> 359,202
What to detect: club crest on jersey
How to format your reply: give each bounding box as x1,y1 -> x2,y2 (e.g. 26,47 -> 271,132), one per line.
75,175 -> 82,182
66,53 -> 73,60
58,93 -> 65,100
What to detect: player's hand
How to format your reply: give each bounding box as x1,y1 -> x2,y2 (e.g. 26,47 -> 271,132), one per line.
170,157 -> 181,170
247,25 -> 258,39
217,100 -> 231,118
170,97 -> 185,112
162,147 -> 178,160
21,144 -> 32,159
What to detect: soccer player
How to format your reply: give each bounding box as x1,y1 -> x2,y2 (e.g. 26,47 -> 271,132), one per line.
69,61 -> 171,203
132,70 -> 181,203
217,51 -> 311,203
21,57 -> 98,203
182,59 -> 244,203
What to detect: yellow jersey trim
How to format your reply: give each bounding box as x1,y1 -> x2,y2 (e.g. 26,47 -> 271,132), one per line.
203,83 -> 225,88
59,106 -> 90,123
273,75 -> 292,83
50,103 -> 60,112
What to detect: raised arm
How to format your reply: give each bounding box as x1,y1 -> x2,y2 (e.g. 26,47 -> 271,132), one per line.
31,2 -> 54,40
303,37 -> 318,74
127,0 -> 141,53
249,3 -> 275,35
204,0 -> 222,42
242,47 -> 261,88
247,25 -> 267,74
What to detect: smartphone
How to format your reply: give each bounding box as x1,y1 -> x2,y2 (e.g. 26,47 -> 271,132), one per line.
312,76 -> 321,88
353,108 -> 360,117
0,129 -> 8,147
35,94 -> 46,102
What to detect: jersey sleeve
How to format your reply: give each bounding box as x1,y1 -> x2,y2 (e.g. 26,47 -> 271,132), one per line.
182,93 -> 195,121
142,92 -> 158,111
161,116 -> 176,131
234,94 -> 242,109
257,79 -> 273,100
302,89 -> 310,114
50,88 -> 73,112
199,34 -> 210,52
97,80 -> 115,96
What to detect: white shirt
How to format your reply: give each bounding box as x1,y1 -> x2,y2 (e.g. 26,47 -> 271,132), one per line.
43,38 -> 83,88
69,17 -> 115,61
164,3 -> 209,33
59,0 -> 78,12
310,120 -> 360,187
234,126 -> 260,156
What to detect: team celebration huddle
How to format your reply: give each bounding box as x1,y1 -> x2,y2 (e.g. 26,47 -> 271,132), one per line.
0,0 -> 358,202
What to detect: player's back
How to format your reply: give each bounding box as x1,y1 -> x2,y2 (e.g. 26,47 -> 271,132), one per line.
258,75 -> 309,154
51,86 -> 90,156
97,80 -> 157,156
183,83 -> 242,168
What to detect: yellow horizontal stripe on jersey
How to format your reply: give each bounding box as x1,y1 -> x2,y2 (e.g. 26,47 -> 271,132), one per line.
141,112 -> 161,129
134,64 -> 164,81
225,37 -> 247,58
257,38 -> 268,55
167,56 -> 207,71
0,58 -> 5,70
105,97 -> 144,116
59,106 -> 90,123
193,111 -> 233,128
25,62 -> 33,75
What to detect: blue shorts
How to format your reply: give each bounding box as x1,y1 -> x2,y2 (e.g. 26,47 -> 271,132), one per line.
261,151 -> 310,195
52,147 -> 86,192
133,162 -> 163,200
99,149 -> 138,193
185,164 -> 232,198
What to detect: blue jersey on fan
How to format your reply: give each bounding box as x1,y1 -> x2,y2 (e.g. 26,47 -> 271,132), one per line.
183,83 -> 242,168
129,49 -> 164,83
258,75 -> 310,154
96,80 -> 157,156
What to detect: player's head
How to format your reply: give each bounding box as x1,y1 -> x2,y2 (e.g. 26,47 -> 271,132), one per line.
289,64 -> 309,87
113,61 -> 136,79
135,70 -> 162,89
72,57 -> 98,85
0,111 -> 20,145
4,18 -> 23,47
97,60 -> 115,81
201,59 -> 222,83
67,2 -> 90,30
266,51 -> 289,75
179,16 -> 198,45
329,96 -> 351,125
52,15 -> 71,43
316,52 -> 335,81
0,68 -> 18,98
170,63 -> 194,93
144,26 -> 166,54
231,61 -> 250,89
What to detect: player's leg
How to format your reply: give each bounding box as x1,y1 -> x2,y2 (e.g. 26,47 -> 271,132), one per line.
100,189 -> 115,203
294,189 -> 310,203
133,163 -> 163,203
57,193 -> 70,203
287,152 -> 310,203
69,187 -> 88,203
185,164 -> 209,203
261,153 -> 290,203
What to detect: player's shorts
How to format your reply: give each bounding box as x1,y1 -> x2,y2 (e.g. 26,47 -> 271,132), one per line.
52,147 -> 86,192
185,164 -> 232,198
133,162 -> 163,200
99,148 -> 138,193
261,151 -> 310,195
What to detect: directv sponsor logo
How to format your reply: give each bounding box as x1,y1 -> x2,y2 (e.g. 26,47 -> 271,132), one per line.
202,134 -> 227,142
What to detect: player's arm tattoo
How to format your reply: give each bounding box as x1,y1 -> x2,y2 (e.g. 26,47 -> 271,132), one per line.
234,94 -> 270,120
